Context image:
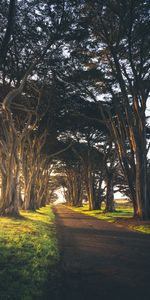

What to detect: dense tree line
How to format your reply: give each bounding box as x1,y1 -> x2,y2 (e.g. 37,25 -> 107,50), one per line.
60,0 -> 150,219
0,0 -> 150,219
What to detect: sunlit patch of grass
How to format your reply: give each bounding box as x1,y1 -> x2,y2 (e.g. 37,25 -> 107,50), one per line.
70,204 -> 133,223
0,206 -> 59,300
130,225 -> 150,234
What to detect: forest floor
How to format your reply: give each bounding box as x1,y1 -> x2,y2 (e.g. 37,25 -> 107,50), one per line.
53,204 -> 150,300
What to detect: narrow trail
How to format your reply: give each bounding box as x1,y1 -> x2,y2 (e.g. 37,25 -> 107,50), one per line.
53,204 -> 150,300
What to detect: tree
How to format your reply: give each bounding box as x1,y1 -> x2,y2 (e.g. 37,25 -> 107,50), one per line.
0,0 -> 78,215
68,0 -> 150,219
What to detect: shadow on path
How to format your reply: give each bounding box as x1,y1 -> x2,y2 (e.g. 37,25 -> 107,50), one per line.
53,205 -> 150,300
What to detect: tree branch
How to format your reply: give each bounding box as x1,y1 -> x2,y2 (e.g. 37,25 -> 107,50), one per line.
0,0 -> 16,66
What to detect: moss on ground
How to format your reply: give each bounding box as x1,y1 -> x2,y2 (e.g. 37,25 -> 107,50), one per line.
0,206 -> 59,300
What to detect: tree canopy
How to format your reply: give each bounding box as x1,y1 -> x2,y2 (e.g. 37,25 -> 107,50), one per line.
0,0 -> 150,219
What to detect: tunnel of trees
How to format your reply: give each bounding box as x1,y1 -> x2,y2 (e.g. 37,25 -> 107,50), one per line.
0,0 -> 150,219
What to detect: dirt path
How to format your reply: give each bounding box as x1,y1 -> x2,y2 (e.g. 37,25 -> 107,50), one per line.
53,204 -> 150,300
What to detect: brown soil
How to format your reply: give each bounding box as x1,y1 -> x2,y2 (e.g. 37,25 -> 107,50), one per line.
52,204 -> 150,300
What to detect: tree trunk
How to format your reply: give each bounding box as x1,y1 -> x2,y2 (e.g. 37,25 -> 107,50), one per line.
23,179 -> 36,211
135,147 -> 150,219
0,174 -> 19,216
105,172 -> 115,212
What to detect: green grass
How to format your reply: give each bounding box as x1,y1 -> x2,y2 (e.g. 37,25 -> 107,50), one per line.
70,204 -> 133,223
0,206 -> 59,300
130,225 -> 150,234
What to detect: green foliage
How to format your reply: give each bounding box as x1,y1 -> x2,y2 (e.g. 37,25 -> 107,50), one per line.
0,206 -> 59,300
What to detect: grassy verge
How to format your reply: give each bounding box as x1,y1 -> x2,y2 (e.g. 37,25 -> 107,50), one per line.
0,205 -> 59,300
69,204 -> 150,234
69,204 -> 133,222
129,225 -> 150,234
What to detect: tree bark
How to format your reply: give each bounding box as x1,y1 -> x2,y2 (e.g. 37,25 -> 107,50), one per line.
105,171 -> 115,212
